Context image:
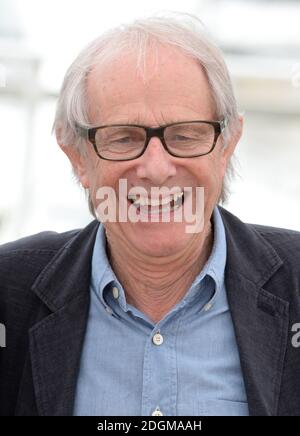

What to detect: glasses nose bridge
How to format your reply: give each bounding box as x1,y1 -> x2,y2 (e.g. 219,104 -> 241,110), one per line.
144,126 -> 168,152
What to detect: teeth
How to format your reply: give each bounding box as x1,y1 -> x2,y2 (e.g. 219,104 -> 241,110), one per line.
174,192 -> 184,202
150,198 -> 160,206
160,197 -> 172,206
128,191 -> 184,208
139,197 -> 146,206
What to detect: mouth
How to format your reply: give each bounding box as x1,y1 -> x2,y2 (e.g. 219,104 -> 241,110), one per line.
127,190 -> 185,216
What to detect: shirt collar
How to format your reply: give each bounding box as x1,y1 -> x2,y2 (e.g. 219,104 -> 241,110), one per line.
91,206 -> 227,309
198,205 -> 226,291
90,224 -> 119,309
178,205 -> 227,306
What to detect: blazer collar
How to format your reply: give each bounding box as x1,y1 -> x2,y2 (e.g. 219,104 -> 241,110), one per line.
32,219 -> 100,311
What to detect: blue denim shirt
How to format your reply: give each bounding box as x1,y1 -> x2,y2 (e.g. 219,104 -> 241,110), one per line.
73,207 -> 249,416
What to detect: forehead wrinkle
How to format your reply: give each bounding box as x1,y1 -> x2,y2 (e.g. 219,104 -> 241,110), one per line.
87,48 -> 215,126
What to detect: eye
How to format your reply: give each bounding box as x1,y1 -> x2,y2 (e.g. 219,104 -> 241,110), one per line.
173,134 -> 191,141
111,136 -> 131,144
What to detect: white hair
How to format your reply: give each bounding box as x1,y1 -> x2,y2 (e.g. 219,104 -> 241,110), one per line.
53,12 -> 240,216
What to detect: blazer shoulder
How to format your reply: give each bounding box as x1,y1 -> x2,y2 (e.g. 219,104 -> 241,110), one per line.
0,228 -> 81,293
250,223 -> 300,248
250,223 -> 300,271
0,228 -> 80,255
251,222 -> 300,237
219,206 -> 300,259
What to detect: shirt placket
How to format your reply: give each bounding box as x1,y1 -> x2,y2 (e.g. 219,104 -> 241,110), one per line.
141,308 -> 186,416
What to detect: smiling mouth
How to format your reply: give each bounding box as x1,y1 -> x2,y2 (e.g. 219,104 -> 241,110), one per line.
127,191 -> 184,215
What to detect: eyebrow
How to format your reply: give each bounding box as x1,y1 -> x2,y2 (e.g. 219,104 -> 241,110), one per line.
98,117 -> 182,127
100,110 -> 180,127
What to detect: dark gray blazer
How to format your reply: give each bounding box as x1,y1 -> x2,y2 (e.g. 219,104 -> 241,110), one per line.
0,207 -> 299,416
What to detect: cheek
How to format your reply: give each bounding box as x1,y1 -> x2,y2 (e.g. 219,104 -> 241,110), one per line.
208,150 -> 227,183
192,157 -> 223,205
83,156 -> 106,203
193,156 -> 221,187
88,161 -> 126,205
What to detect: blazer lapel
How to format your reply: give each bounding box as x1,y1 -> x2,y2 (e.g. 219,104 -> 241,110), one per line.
220,207 -> 290,416
26,220 -> 99,415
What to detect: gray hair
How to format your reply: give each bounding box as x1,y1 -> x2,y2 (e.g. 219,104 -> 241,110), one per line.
53,13 -> 240,216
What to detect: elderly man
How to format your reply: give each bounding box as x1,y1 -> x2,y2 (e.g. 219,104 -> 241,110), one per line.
0,15 -> 299,417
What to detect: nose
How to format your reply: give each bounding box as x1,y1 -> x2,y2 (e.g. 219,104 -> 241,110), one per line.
136,137 -> 177,185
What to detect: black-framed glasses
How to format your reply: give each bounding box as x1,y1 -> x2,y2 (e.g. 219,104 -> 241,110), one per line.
77,119 -> 227,161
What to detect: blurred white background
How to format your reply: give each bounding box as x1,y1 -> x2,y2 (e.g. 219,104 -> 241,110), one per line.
0,0 -> 299,243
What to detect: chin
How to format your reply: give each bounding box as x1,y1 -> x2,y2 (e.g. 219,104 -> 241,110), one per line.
128,221 -> 192,257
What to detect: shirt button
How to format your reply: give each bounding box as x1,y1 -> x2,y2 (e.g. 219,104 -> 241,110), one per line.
152,332 -> 164,346
152,408 -> 163,416
112,286 -> 119,299
204,302 -> 213,311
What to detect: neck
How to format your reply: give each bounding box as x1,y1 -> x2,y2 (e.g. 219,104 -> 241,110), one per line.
106,221 -> 213,324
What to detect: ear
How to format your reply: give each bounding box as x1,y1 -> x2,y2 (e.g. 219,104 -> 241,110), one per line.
59,143 -> 90,189
221,115 -> 243,168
